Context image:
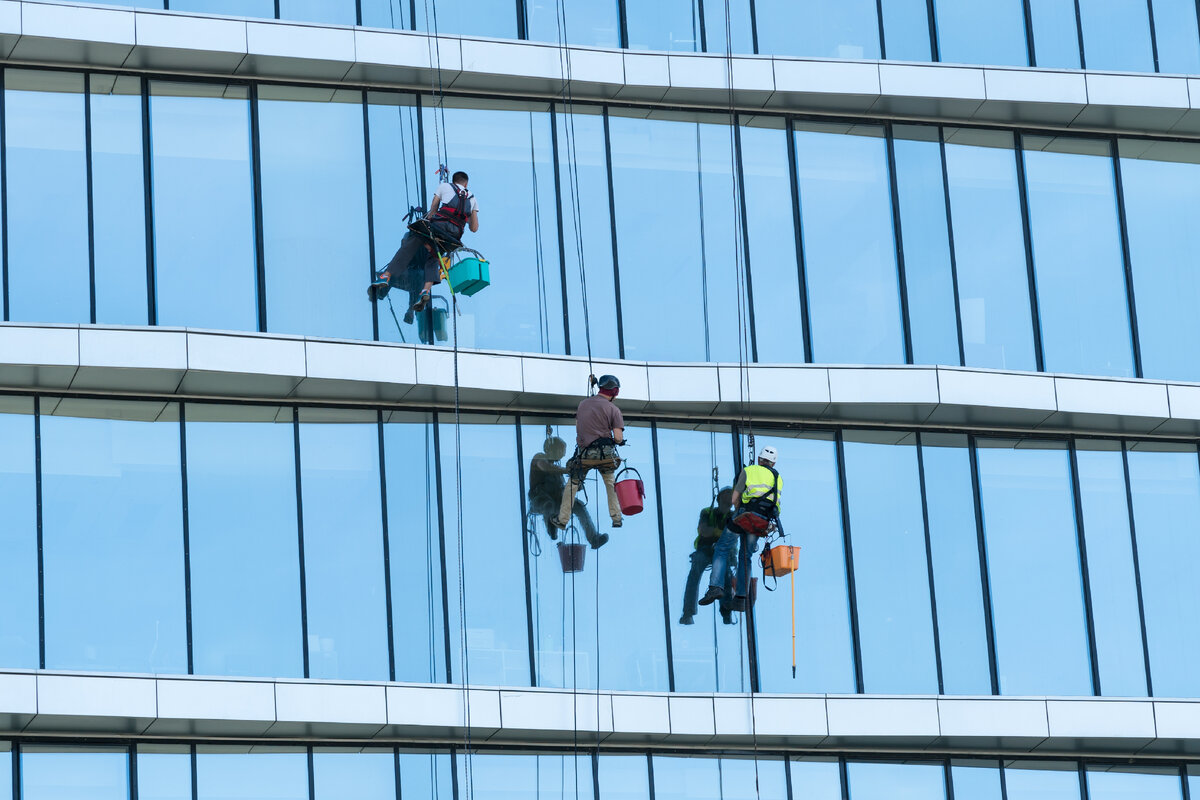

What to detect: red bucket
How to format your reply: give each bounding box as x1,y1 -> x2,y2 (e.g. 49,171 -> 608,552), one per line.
614,466 -> 645,516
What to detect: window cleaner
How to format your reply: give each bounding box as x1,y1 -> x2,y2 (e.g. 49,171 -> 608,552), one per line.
680,484 -> 737,626
553,374 -> 627,548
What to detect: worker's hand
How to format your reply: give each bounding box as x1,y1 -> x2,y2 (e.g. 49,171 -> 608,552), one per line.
616,438 -> 628,446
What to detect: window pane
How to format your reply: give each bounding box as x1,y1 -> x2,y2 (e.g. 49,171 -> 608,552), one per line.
23,747 -> 127,800
951,762 -> 1002,800
1004,762 -> 1081,800
414,0 -> 519,39
526,0 -> 621,48
299,411 -> 389,681
1028,0 -> 1081,68
790,759 -> 842,800
260,87 -> 369,341
361,0 -> 412,28
41,402 -> 186,674
796,124 -> 904,365
422,103 -> 563,354
1075,443 -> 1148,696
944,130 -> 1036,371
196,750 -> 307,800
843,435 -> 938,693
1152,0 -> 1200,73
625,0 -> 700,51
1078,0 -> 1154,71
978,442 -> 1091,695
700,0 -> 755,54
741,120 -> 806,363
1023,137 -> 1133,377
468,754 -> 592,800
151,82 -> 257,331
597,755 -> 650,800
893,126 -> 960,366
757,0 -> 881,58
719,758 -> 788,800
313,750 -> 396,800
91,74 -> 148,325
1087,766 -> 1184,800
847,761 -> 945,800
882,0 -> 934,61
5,70 -> 89,323
0,399 -> 37,668
1119,141 -> 1200,381
922,435 -> 991,694
384,413 -> 446,683
653,757 -> 786,800
755,432 -> 855,692
137,747 -> 191,800
397,752 -> 452,800
1127,444 -> 1200,697
170,0 -> 274,15
278,0 -> 356,24
442,417 -> 529,687
656,425 -> 744,692
934,0 -> 1029,65
557,107 -> 619,359
188,407 -> 303,678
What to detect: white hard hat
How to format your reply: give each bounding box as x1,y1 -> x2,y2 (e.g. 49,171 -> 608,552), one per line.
759,446 -> 778,464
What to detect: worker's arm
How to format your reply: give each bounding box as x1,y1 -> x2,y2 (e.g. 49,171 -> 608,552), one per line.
731,469 -> 747,510
612,426 -> 625,446
468,208 -> 479,233
425,193 -> 442,219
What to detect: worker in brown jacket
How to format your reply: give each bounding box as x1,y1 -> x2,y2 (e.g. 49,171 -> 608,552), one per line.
553,375 -> 626,549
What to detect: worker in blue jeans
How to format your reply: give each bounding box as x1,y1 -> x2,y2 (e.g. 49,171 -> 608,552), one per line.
680,487 -> 735,626
699,446 -> 781,609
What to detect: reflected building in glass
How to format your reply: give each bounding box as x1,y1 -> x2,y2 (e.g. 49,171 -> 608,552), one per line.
0,0 -> 1198,796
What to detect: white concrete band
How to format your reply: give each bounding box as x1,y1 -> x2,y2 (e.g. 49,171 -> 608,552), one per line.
1,323 -> 1199,437
0,0 -> 1199,136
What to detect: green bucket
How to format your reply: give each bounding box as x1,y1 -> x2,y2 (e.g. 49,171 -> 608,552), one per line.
447,257 -> 490,296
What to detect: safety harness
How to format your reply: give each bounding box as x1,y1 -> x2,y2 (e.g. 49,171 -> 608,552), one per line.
731,465 -> 780,536
431,182 -> 473,232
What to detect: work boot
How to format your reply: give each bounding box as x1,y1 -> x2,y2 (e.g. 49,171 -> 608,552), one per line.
698,585 -> 724,606
587,532 -> 609,550
368,274 -> 391,300
410,290 -> 432,312
721,611 -> 735,625
679,614 -> 694,625
611,517 -> 623,528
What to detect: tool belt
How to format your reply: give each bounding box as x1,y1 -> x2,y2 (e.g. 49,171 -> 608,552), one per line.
566,437 -> 621,481
729,508 -> 774,536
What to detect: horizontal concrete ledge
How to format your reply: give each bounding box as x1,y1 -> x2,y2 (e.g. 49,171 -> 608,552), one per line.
1,323 -> 1200,438
0,670 -> 1197,757
2,0 -> 1200,136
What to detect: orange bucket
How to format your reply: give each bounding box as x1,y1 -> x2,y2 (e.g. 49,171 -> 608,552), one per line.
761,544 -> 801,577
614,467 -> 645,515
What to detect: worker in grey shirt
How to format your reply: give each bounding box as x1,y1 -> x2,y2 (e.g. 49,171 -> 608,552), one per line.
553,375 -> 625,548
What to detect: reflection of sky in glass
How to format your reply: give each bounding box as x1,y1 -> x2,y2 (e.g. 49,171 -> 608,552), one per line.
23,750 -> 127,800
934,0 -> 1029,66
196,751 -> 308,800
0,407 -> 37,668
313,751 -> 397,800
847,761 -> 945,800
1078,0 -> 1153,71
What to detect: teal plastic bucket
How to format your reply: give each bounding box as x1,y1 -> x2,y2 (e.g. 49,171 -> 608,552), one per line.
447,257 -> 490,296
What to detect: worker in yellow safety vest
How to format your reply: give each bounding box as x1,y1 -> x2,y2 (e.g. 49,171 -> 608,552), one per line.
698,446 -> 781,609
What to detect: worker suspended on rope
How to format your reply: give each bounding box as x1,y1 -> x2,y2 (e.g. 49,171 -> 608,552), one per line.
368,170 -> 480,315
699,445 -> 782,609
680,485 -> 736,626
553,374 -> 625,547
528,433 -> 603,545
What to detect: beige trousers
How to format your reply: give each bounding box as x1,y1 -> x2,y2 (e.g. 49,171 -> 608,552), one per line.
557,466 -> 621,526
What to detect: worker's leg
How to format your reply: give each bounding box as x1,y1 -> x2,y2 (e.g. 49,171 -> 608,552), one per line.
571,498 -> 597,540
555,467 -> 587,529
733,533 -> 759,599
600,468 -> 621,526
681,547 -> 713,622
373,233 -> 426,299
700,525 -> 739,605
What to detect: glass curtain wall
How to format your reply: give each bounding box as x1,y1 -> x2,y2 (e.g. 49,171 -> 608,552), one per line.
0,398 -> 37,669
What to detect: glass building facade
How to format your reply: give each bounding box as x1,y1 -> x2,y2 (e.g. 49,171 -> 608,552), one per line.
2,0 -> 1198,795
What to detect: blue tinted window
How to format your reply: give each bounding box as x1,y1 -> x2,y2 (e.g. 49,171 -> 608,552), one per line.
843,435 -> 938,693
653,757 -> 786,800
299,411 -> 389,680
0,399 -> 37,668
361,0 -> 412,28
5,70 -> 89,323
718,759 -> 788,800
1022,137 -> 1133,377
790,759 -> 843,800
169,0 -> 274,16
1088,767 -> 1184,800
441,417 -> 529,687
934,0 -> 1029,65
137,748 -> 191,800
1120,142 -> 1200,382
278,0 -> 356,24
413,0 -> 519,38
1152,0 -> 1200,73
700,0 -> 754,53
1075,443 -> 1148,696
944,130 -> 1036,371
557,108 -> 619,359
1078,0 -> 1154,71
796,124 -> 904,366
847,762 -> 946,800
23,747 -> 127,800
881,0 -> 934,60
950,762 -> 1002,800
625,0 -> 699,51
422,103 -> 563,354
1004,762 -> 1081,800
196,750 -> 307,800
383,413 -> 446,683
757,0 -> 881,59
1029,0 -> 1082,68
978,442 -> 1092,695
893,126 -> 960,366
41,404 -> 186,674
313,750 -> 396,800
1127,444 -> 1200,697
188,407 -> 303,678
527,0 -> 621,48
90,75 -> 148,325
755,432 -> 855,692
260,88 -> 370,341
922,435 -> 990,693
597,755 -> 650,800
397,752 -> 453,800
741,120 -> 806,363
151,82 -> 258,331
468,754 -> 592,800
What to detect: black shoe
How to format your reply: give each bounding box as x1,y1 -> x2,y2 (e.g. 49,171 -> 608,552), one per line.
547,528 -> 558,541
611,517 -> 623,528
698,586 -> 724,606
403,308 -> 415,325
587,532 -> 609,550
369,278 -> 390,300
679,614 -> 694,626
727,597 -> 746,612
721,611 -> 735,625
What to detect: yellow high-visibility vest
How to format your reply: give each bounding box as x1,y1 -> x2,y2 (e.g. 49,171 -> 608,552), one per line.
741,464 -> 782,511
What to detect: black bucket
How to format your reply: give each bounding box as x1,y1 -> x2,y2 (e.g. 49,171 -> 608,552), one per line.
557,542 -> 587,573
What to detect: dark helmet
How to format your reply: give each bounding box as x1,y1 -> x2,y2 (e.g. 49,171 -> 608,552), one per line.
595,374 -> 620,390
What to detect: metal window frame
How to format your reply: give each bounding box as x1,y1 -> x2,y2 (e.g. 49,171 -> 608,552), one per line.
1066,438 -> 1104,696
